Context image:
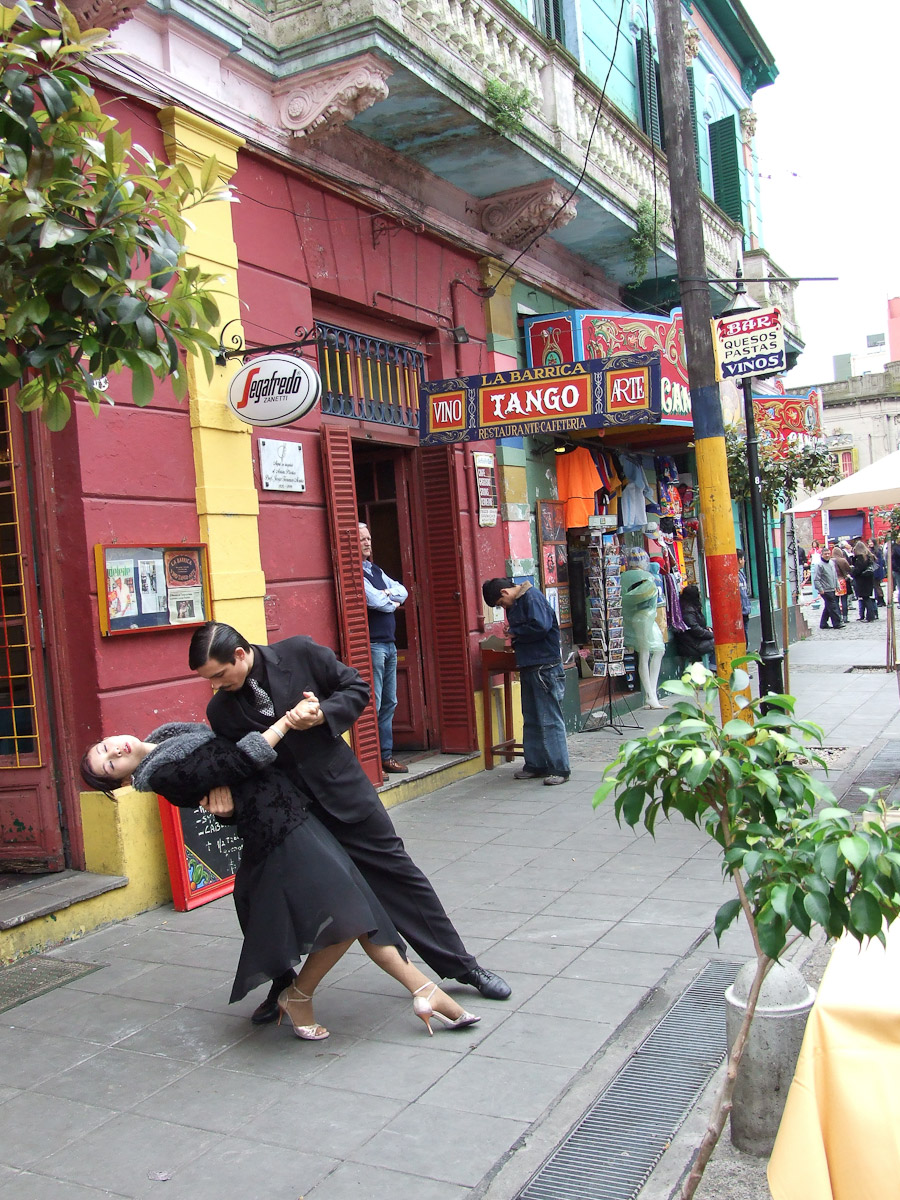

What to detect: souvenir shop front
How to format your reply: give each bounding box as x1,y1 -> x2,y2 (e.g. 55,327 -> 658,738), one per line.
524,310 -> 705,718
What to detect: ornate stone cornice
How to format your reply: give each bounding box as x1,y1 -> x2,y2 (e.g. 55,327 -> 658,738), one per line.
276,54 -> 392,141
478,179 -> 578,249
740,107 -> 758,143
68,0 -> 147,31
683,22 -> 701,66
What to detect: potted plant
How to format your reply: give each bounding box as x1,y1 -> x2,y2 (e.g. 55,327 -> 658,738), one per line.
593,661 -> 900,1200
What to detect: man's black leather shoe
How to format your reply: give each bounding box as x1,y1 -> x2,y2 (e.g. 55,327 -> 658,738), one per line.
250,994 -> 280,1025
251,971 -> 295,1024
456,965 -> 512,1000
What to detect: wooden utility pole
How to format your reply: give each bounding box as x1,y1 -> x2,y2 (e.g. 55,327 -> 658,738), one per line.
654,0 -> 745,689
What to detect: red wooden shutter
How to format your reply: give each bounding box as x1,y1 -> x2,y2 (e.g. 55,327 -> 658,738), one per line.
320,425 -> 382,786
419,446 -> 477,753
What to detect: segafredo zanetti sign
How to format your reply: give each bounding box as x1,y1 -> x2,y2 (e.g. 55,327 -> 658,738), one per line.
227,354 -> 321,427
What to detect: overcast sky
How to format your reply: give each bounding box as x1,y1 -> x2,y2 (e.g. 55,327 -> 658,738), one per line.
747,0 -> 900,388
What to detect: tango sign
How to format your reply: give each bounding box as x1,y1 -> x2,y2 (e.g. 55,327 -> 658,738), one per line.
419,353 -> 661,445
227,354 -> 321,427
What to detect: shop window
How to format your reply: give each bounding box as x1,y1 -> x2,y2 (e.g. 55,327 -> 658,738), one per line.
636,30 -> 665,150
708,115 -> 743,226
315,322 -> 425,430
0,395 -> 39,764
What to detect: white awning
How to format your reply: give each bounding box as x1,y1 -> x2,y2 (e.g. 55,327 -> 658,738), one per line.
813,448 -> 900,511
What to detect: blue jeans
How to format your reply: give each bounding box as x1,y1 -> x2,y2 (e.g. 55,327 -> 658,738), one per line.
370,641 -> 397,760
519,663 -> 570,777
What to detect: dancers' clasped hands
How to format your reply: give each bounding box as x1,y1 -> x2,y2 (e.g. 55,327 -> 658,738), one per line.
283,691 -> 323,730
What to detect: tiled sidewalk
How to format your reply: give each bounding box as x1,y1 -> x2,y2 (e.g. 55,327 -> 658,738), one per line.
0,619 -> 896,1200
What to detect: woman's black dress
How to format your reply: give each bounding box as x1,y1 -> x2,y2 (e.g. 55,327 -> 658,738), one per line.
132,723 -> 404,1002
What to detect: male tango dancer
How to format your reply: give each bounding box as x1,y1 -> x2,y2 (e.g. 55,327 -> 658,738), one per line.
189,621 -> 511,1022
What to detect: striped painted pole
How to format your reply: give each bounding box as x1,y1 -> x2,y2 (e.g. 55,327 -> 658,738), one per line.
692,387 -> 746,689
654,2 -> 744,716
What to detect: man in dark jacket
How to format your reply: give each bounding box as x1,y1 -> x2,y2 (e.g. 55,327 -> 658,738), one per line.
812,547 -> 843,630
482,577 -> 570,786
189,621 -> 511,1020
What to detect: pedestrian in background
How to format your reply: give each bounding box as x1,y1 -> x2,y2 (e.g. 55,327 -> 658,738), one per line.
482,577 -> 570,786
830,544 -> 852,623
359,522 -> 409,774
851,540 -> 878,621
813,547 -> 843,630
674,584 -> 715,664
868,538 -> 886,608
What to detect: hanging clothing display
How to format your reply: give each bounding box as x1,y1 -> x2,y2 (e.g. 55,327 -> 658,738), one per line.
619,454 -> 654,531
664,573 -> 688,632
590,449 -> 623,517
658,482 -> 683,536
556,446 -> 602,529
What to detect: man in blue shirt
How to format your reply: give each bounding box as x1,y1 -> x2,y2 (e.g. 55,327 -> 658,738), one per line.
482,577 -> 570,786
360,523 -> 409,773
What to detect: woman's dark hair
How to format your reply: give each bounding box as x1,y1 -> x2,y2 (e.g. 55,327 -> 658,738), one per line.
482,577 -> 513,607
79,746 -> 118,800
188,621 -> 251,669
680,584 -> 701,604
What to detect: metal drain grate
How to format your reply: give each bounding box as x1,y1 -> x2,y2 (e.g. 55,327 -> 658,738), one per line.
517,959 -> 742,1200
0,956 -> 102,1013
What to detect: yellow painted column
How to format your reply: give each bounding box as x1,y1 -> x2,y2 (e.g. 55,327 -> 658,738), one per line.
479,256 -> 518,365
158,107 -> 266,642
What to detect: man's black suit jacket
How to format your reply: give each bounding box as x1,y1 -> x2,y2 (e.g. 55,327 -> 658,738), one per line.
206,636 -> 380,824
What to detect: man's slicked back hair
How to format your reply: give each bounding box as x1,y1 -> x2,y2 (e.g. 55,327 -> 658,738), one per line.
188,621 -> 251,670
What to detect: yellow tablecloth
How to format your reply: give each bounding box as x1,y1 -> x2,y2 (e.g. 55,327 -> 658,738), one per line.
768,923 -> 900,1200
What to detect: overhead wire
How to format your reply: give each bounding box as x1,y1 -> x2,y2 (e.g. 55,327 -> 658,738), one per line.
482,0 -> 629,298
95,14 -> 638,316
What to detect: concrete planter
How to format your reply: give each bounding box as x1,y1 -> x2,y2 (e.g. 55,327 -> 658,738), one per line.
725,960 -> 816,1156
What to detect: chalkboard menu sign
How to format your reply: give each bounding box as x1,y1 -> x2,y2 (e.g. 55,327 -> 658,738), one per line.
157,797 -> 243,911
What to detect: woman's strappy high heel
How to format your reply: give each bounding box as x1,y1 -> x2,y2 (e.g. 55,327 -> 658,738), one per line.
277,985 -> 329,1040
412,982 -> 480,1036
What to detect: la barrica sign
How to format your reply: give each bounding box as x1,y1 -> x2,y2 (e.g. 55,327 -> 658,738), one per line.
227,354 -> 321,427
419,352 -> 662,445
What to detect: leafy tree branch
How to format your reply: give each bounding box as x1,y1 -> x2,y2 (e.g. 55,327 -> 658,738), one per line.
0,1 -> 232,428
725,427 -> 841,510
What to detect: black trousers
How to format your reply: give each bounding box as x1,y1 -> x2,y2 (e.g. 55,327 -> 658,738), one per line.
819,591 -> 842,629
309,800 -> 477,980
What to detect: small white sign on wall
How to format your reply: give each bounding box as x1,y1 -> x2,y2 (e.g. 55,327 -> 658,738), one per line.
259,439 -> 306,492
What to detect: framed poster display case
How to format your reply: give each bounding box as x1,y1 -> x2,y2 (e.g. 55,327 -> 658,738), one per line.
94,543 -> 211,636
